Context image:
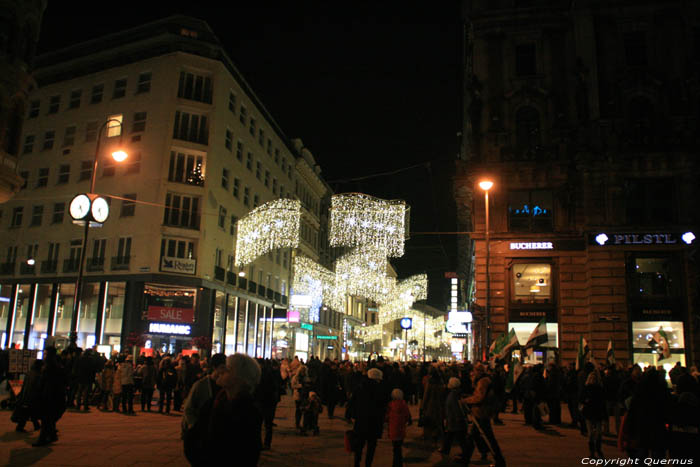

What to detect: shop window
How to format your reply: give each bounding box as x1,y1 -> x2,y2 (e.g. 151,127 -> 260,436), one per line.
102,282 -> 126,347
511,263 -> 552,304
8,285 -> 32,348
508,190 -> 552,232
631,321 -> 685,373
628,256 -> 680,298
237,299 -> 248,353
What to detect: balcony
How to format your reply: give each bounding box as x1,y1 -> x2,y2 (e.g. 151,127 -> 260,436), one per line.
214,266 -> 225,281
258,284 -> 266,297
63,259 -> 79,273
86,257 -> 105,272
238,276 -> 248,289
248,281 -> 257,294
111,256 -> 130,271
226,271 -> 236,286
41,260 -> 58,273
0,262 -> 15,275
19,263 -> 36,275
266,288 -> 274,300
274,292 -> 281,303
281,295 -> 288,306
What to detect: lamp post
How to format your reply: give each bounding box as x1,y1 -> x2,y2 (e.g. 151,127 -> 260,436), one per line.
69,118 -> 128,341
478,180 -> 493,352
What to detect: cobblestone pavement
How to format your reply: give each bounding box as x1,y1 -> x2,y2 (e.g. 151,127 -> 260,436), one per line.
1,395 -> 605,466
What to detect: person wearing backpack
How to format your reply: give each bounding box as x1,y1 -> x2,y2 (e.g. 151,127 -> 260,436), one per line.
461,363 -> 506,467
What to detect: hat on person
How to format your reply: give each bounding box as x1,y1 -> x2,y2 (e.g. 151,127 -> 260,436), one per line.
367,368 -> 383,381
448,377 -> 461,389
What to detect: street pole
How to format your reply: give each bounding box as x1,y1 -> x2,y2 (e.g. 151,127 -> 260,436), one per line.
484,189 -> 491,353
69,119 -> 125,342
423,313 -> 426,363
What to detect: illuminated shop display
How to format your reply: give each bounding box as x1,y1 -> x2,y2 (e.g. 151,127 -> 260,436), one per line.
329,193 -> 407,257
235,199 -> 301,266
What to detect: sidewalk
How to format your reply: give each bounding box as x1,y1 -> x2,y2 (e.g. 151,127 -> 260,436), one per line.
0,395 -> 600,466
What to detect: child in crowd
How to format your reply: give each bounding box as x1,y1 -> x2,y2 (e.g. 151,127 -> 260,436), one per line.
302,391 -> 323,436
386,388 -> 412,467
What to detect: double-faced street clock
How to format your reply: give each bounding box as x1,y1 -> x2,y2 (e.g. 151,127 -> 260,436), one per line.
69,193 -> 110,225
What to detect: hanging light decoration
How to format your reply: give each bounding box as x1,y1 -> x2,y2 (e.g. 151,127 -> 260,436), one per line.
329,193 -> 408,257
377,274 -> 428,323
335,248 -> 396,303
359,324 -> 384,342
235,199 -> 301,266
292,255 -> 344,313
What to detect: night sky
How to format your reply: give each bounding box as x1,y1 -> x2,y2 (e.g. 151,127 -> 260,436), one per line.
37,1 -> 462,309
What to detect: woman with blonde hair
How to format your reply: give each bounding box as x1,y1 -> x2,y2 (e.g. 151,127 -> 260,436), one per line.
580,370 -> 606,459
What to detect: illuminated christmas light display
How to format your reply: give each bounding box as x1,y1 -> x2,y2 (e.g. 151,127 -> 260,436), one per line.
235,199 -> 301,266
292,255 -> 344,317
335,248 -> 396,303
377,274 -> 428,323
329,193 -> 408,257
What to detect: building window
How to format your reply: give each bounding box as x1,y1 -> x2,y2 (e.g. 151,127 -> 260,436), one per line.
36,168 -> 49,188
28,100 -> 39,118
117,237 -> 132,263
125,152 -> 141,174
625,178 -> 674,225
253,194 -> 259,208
30,205 -> 43,226
230,215 -> 238,235
221,168 -> 230,189
246,153 -> 253,171
511,263 -> 552,304
161,238 -> 195,260
107,114 -> 123,137
19,171 -> 28,189
624,31 -> 647,68
168,152 -> 205,186
91,239 -> 107,264
11,207 -> 23,227
507,190 -> 553,231
173,111 -> 208,144
218,206 -> 227,228
121,194 -> 136,217
47,242 -> 60,264
279,185 -> 284,198
628,255 -> 681,299
85,121 -> 98,142
63,125 -> 76,147
113,78 -> 127,99
225,129 -> 233,151
256,161 -> 262,180
22,135 -> 34,154
233,178 -> 240,198
91,84 -> 104,104
281,157 -> 286,172
42,130 -> 55,150
515,106 -> 540,155
57,164 -> 70,184
52,202 -> 65,224
274,149 -> 280,164
515,43 -> 536,76
164,193 -> 200,229
239,106 -> 247,125
244,187 -> 250,206
69,89 -> 82,109
79,161 -> 92,181
258,128 -> 264,146
228,92 -> 236,113
48,95 -> 60,114
132,112 -> 147,133
272,178 -> 277,195
136,72 -> 152,94
236,142 -> 244,162
283,251 -> 288,269
249,118 -> 256,136
267,139 -> 272,156
177,71 -> 212,103
264,170 -> 270,188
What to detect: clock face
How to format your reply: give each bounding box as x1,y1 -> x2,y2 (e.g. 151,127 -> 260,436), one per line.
91,196 -> 110,223
69,194 -> 91,220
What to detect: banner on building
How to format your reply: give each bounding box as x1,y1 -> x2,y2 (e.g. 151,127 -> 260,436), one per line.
144,284 -> 196,323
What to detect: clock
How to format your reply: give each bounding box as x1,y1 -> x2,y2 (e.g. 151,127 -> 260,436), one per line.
69,194 -> 91,220
91,196 -> 110,223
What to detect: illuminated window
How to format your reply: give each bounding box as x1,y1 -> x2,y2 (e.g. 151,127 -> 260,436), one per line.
511,263 -> 552,303
508,190 -> 552,231
629,256 -> 680,298
107,114 -> 123,137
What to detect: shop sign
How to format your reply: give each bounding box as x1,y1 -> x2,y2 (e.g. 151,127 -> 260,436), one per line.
145,284 -> 196,323
400,317 -> 413,330
509,308 -> 556,323
148,322 -> 192,335
301,323 -> 313,331
160,256 -> 196,275
510,242 -> 553,250
147,306 -> 194,323
630,303 -> 682,321
591,232 -> 696,246
287,310 -> 300,323
290,294 -> 312,307
317,335 -> 337,340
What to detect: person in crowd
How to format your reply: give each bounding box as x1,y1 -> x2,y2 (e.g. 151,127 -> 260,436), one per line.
564,362 -> 580,429
577,362 -> 594,435
292,365 -> 310,431
545,362 -> 562,425
112,358 -> 123,412
441,377 -> 468,462
119,355 -> 135,414
461,363 -> 506,467
182,353 -> 226,466
386,388 -> 411,467
302,391 -> 323,436
174,356 -> 189,412
139,357 -> 157,412
33,347 -> 66,447
322,361 -> 342,418
280,358 -> 290,394
14,359 -> 43,432
421,367 -> 446,448
185,353 -> 203,398
349,367 -> 389,467
255,358 -> 283,449
602,365 -> 621,435
75,349 -> 98,412
580,370 -> 606,459
158,357 -> 178,414
207,354 -> 263,466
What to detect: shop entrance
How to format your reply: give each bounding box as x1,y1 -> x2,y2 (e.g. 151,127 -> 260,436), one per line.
145,335 -> 192,356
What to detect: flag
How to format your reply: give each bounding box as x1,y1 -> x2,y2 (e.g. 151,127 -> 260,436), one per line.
497,328 -> 519,360
505,357 -> 523,393
606,339 -> 615,365
489,331 -> 506,358
649,327 -> 671,360
576,335 -> 589,371
525,318 -> 548,348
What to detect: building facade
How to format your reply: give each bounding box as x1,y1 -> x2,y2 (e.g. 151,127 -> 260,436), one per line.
0,16 -> 336,358
456,0 -> 700,367
0,0 -> 47,203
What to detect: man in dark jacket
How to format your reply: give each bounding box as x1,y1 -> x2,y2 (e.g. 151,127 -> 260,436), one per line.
349,368 -> 389,467
75,349 -> 98,411
33,347 -> 66,447
545,362 -> 562,425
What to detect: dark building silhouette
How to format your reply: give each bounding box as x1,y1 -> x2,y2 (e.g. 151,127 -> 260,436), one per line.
455,0 -> 700,367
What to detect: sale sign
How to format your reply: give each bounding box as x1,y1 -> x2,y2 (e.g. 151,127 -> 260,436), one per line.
147,306 -> 194,323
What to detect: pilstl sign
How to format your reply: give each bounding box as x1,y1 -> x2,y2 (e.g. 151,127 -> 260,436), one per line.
591,232 -> 696,246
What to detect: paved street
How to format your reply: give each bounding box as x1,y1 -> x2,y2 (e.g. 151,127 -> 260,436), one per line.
0,395 -> 604,466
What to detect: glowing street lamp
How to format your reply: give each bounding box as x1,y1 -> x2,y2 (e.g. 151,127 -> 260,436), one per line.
479,179 -> 494,350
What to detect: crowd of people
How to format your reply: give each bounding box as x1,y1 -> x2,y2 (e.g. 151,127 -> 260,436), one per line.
3,343 -> 700,466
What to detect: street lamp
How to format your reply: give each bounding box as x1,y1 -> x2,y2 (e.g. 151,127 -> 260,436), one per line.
479,179 -> 493,353
69,118 -> 128,341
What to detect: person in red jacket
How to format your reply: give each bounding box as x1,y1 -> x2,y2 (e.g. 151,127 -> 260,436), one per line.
386,388 -> 412,467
